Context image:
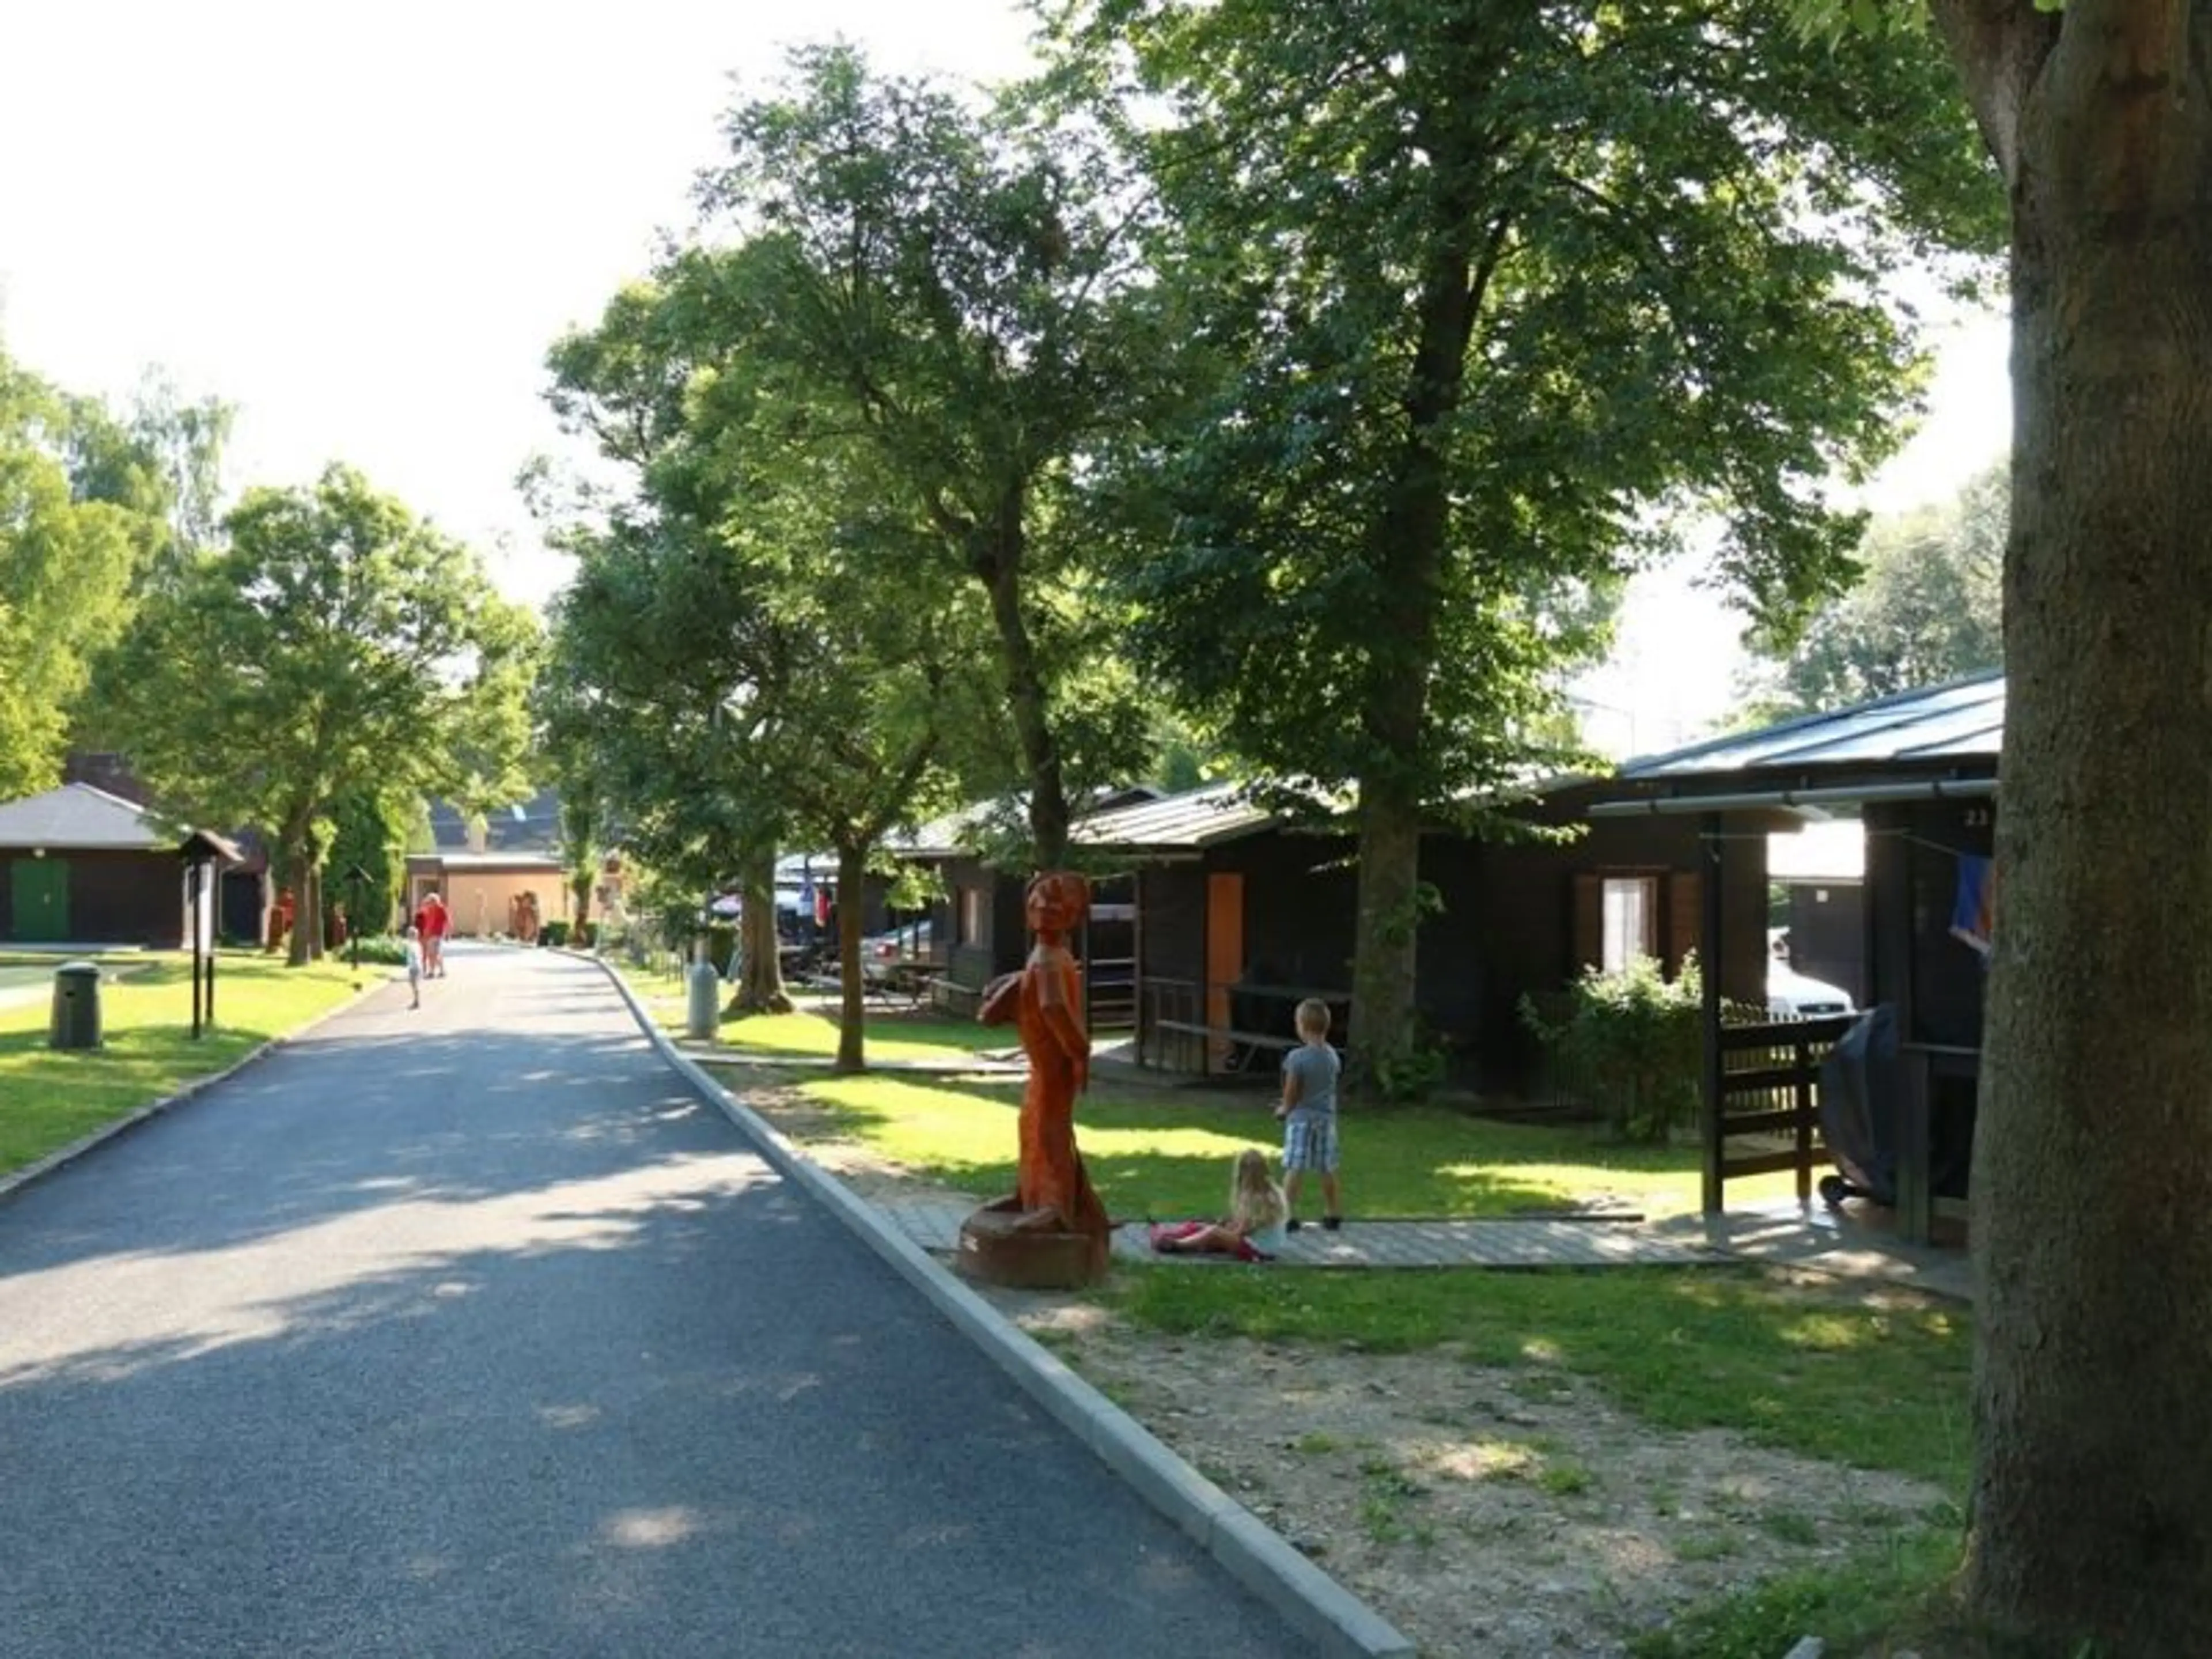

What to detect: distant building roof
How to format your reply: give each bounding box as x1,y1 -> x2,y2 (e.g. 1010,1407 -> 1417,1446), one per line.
888,786 -> 1168,861
0,783 -> 171,851
427,788 -> 563,853
1621,670 -> 2003,782
1070,787 -> 1283,851
408,851 -> 567,872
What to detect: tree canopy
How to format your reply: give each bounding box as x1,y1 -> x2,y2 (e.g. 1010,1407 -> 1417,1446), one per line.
1053,0 -> 2003,1084
0,346 -> 201,797
1744,460 -> 2005,718
103,464 -> 537,962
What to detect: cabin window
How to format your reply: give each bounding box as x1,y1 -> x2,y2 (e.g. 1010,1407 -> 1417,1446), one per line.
960,886 -> 984,945
1600,877 -> 1657,973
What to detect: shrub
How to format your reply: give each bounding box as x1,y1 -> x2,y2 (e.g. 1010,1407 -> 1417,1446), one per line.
344,934 -> 410,966
1520,953 -> 1703,1142
540,921 -> 571,948
571,921 -> 595,949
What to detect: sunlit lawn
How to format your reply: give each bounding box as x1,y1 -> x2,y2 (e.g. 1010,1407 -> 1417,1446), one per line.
709,1007 -> 1013,1063
707,1058 -> 1798,1222
1104,1263 -> 1973,1491
0,950 -> 364,1176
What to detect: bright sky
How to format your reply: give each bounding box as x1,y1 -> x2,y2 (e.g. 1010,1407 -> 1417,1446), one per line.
1,3 -> 2010,750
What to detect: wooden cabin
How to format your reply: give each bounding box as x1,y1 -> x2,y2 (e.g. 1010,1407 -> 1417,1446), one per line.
1066,781 -> 1764,1091
1592,669 -> 2002,1242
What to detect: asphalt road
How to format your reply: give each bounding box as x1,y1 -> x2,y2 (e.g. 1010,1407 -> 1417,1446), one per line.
0,944 -> 1317,1658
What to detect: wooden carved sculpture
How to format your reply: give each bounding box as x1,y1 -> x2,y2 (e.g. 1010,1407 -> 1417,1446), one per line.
964,870 -> 1109,1284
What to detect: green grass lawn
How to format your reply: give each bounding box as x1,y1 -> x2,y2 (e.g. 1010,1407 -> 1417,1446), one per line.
1104,1260 -> 1975,1659
719,1060 -> 1798,1221
1103,1263 -> 1972,1490
708,1007 -> 1014,1063
0,950 -> 365,1176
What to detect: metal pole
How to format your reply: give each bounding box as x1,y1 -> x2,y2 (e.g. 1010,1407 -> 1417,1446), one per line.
189,863 -> 204,1040
1699,813 -> 1724,1217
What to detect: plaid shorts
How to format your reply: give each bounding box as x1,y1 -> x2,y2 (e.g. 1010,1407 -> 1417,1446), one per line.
1282,1112 -> 1339,1174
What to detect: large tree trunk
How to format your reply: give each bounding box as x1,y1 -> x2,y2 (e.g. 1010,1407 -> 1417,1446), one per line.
1347,782 -> 1425,1093
1957,12 -> 2212,1650
1344,160 -> 1478,1093
832,840 -> 869,1073
976,500 -> 1070,868
284,822 -> 313,967
729,846 -> 794,1015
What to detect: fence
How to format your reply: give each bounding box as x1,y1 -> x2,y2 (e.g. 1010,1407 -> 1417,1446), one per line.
1704,1010 -> 1857,1213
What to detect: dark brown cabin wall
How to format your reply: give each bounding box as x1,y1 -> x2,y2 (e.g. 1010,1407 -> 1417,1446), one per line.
1139,863 -> 1206,985
71,851 -> 183,946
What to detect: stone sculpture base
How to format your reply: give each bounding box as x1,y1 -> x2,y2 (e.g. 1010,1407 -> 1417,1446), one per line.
956,1196 -> 1109,1290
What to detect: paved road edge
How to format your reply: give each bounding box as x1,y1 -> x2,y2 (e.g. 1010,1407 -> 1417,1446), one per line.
0,969 -> 392,1206
590,955 -> 1415,1659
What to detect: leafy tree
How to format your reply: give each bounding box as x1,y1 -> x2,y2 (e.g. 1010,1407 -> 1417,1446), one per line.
681,44 -> 1168,864
1744,461 -> 2005,718
0,347 -> 164,796
543,248 -> 995,1063
1783,2 -> 2212,1649
102,464 -> 534,964
1057,0 -> 2000,1085
326,784 -> 410,938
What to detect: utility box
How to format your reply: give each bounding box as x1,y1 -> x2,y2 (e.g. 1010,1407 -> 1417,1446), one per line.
50,961 -> 102,1051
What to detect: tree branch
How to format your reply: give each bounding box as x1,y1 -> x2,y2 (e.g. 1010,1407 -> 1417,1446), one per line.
1930,0 -> 2063,183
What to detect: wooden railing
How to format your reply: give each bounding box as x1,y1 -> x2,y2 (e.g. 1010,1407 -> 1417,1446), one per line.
1135,976 -> 1352,1075
1085,956 -> 1137,1032
1705,1012 -> 1857,1213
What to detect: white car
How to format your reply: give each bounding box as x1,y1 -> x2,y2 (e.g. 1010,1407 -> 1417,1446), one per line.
1768,961 -> 1855,1020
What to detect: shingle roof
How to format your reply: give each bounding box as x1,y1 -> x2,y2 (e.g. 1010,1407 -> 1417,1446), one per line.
0,783 -> 170,851
1069,787 -> 1281,851
1620,669 -> 2004,781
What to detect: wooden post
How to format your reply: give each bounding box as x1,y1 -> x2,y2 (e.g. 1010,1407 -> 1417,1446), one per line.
1700,813 -> 1725,1217
189,862 -> 204,1040
1793,1029 -> 1815,1207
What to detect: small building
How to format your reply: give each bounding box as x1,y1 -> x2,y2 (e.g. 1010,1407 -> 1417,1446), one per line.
404,853 -> 573,939
1063,780 -> 1764,1090
888,791 -> 1157,1017
0,783 -> 245,948
1594,669 -> 2002,1241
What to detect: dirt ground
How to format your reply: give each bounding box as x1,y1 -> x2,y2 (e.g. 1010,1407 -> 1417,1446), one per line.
741,1077 -> 1949,1658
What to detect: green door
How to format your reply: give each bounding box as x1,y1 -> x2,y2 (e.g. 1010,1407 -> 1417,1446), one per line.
11,857 -> 69,943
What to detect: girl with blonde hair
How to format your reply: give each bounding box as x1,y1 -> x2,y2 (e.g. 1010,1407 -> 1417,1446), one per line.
1151,1149 -> 1290,1259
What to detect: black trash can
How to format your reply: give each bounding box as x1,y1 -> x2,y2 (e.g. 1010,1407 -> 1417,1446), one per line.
50,961 -> 101,1051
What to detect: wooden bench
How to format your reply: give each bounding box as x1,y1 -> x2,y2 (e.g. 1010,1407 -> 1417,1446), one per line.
1150,1019 -> 1297,1075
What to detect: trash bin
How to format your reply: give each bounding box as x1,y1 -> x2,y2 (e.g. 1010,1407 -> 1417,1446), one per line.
687,953 -> 721,1041
50,961 -> 102,1051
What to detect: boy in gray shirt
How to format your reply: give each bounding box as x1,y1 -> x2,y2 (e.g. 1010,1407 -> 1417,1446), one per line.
1275,997 -> 1343,1231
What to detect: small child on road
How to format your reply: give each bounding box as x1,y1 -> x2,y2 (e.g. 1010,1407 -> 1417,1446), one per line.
404,925 -> 425,1010
1276,997 -> 1343,1231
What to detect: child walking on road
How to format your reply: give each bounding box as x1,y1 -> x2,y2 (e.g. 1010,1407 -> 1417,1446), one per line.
404,925 -> 425,1010
1276,997 -> 1343,1231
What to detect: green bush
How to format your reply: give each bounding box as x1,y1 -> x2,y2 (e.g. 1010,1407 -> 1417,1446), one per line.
571,921 -> 596,949
1520,953 -> 1703,1142
345,934 -> 410,966
540,921 -> 570,948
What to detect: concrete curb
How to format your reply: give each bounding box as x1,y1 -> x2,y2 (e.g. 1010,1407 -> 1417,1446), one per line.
590,956 -> 1414,1659
0,964 -> 393,1206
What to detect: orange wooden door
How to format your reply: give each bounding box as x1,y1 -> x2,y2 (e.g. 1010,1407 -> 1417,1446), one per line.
1205,872 -> 1244,1072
